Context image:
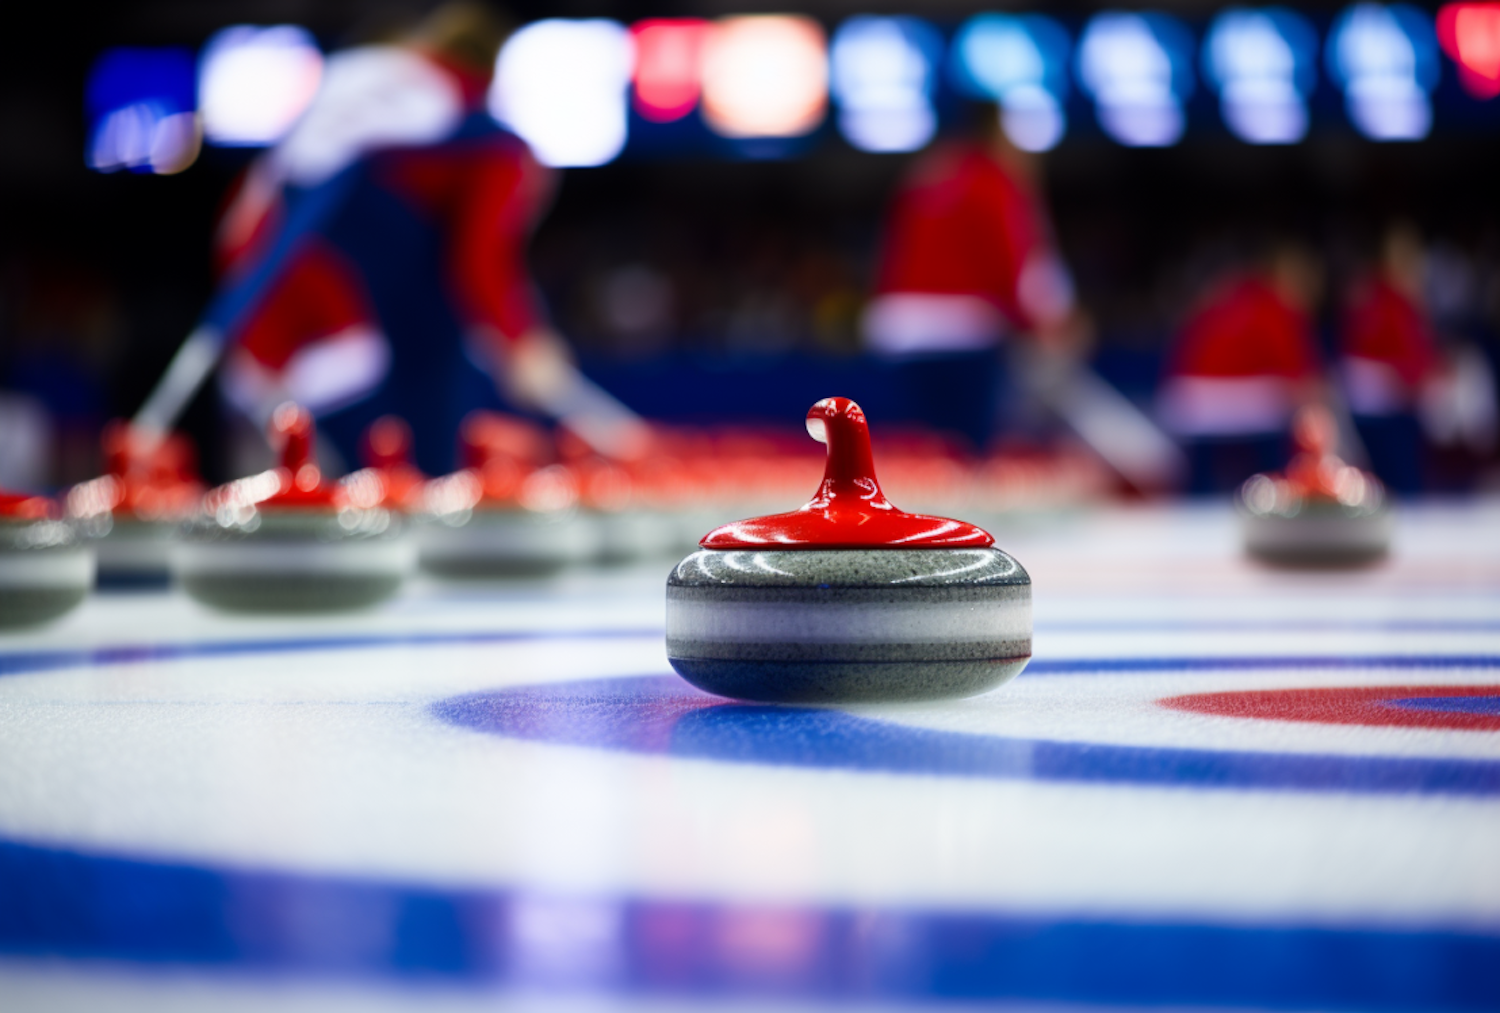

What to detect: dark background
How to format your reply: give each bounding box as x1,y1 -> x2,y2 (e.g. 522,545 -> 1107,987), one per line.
3,1 -> 1497,483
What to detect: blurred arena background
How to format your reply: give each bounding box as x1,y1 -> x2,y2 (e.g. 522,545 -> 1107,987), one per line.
0,0 -> 1496,502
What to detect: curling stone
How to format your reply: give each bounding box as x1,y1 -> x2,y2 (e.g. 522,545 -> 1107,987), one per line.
573,457 -> 676,564
553,422 -> 675,565
175,403 -> 414,611
420,412 -> 597,577
339,415 -> 429,519
666,397 -> 1032,703
1238,405 -> 1391,566
0,489 -> 93,628
65,421 -> 203,584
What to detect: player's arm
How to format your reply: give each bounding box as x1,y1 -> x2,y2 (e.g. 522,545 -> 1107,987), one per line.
221,241 -> 387,424
446,144 -> 577,411
1018,252 -> 1091,355
988,173 -> 1088,355
1278,315 -> 1333,418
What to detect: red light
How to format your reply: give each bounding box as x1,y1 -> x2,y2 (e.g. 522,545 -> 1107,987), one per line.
1438,3 -> 1500,98
631,19 -> 709,122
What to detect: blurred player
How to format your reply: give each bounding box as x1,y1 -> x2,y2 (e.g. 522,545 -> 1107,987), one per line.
1158,243 -> 1325,494
863,102 -> 1085,448
200,3 -> 633,474
1337,224 -> 1440,493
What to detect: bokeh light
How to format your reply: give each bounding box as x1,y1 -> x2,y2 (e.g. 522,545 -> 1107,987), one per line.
1077,12 -> 1196,147
273,47 -> 465,186
1327,3 -> 1440,141
1436,3 -> 1500,98
198,25 -> 323,147
1203,7 -> 1319,144
631,19 -> 710,122
492,19 -> 634,168
830,16 -> 942,153
701,16 -> 828,139
951,14 -> 1072,152
86,47 -> 200,174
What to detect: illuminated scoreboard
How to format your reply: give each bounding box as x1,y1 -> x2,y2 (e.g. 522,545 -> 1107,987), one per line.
86,3 -> 1500,174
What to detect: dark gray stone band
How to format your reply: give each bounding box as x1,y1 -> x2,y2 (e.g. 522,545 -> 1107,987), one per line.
181,573 -> 404,613
666,636 -> 1031,663
0,587 -> 89,628
668,656 -> 1030,704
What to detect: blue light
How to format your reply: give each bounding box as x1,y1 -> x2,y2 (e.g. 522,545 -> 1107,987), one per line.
951,14 -> 1072,151
1327,3 -> 1440,140
1203,7 -> 1319,144
1077,12 -> 1196,147
830,16 -> 943,153
85,47 -> 200,173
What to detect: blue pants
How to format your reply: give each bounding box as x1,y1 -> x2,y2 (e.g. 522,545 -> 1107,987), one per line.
1183,433 -> 1289,496
1352,413 -> 1424,495
890,350 -> 1003,451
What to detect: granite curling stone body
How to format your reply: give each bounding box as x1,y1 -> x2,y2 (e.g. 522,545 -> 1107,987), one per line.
175,404 -> 414,612
419,413 -> 597,577
65,422 -> 203,584
0,489 -> 93,628
666,397 -> 1031,703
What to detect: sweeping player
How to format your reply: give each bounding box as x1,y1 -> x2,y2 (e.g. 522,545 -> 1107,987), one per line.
1338,224 -> 1441,493
1158,243 -> 1326,493
206,4 -> 567,475
862,103 -> 1182,492
138,2 -> 642,477
863,102 -> 1085,449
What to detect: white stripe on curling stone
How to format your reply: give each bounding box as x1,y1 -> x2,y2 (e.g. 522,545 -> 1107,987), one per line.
1243,513 -> 1392,553
597,511 -> 677,560
96,531 -> 175,572
420,513 -> 599,563
172,537 -> 416,578
667,596 -> 1031,645
0,549 -> 94,588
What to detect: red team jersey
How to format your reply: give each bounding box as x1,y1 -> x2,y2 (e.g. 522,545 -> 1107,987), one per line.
205,46 -> 558,471
229,241 -> 375,375
874,142 -> 1054,331
216,48 -> 553,386
370,140 -> 552,347
1340,278 -> 1437,392
1167,277 -> 1320,382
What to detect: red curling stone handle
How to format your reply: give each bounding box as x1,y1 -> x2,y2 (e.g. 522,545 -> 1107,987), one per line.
262,402 -> 338,508
700,396 -> 992,550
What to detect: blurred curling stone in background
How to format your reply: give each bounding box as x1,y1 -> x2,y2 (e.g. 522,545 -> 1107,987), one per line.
557,423 -> 677,565
667,397 -> 1032,703
1239,404 -> 1392,566
174,403 -> 414,611
65,421 -> 203,584
626,428 -> 712,555
419,412 -> 598,577
0,487 -> 93,628
671,428 -> 823,551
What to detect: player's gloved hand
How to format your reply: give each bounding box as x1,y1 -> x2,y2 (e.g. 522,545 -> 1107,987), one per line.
1033,308 -> 1095,361
477,325 -> 653,460
496,328 -> 579,413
